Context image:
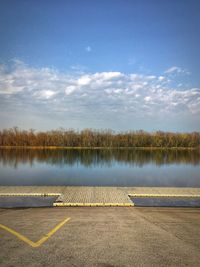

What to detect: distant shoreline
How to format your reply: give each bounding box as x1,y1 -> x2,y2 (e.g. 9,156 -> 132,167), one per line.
0,146 -> 198,150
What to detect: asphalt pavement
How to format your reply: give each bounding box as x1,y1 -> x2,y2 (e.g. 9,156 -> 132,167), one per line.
0,207 -> 200,267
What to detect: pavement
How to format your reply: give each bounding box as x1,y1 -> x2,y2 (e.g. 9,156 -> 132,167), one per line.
0,207 -> 200,267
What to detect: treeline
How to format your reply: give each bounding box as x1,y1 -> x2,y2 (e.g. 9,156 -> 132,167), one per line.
0,128 -> 200,148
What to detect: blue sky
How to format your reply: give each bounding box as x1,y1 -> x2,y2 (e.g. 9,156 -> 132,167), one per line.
0,0 -> 200,131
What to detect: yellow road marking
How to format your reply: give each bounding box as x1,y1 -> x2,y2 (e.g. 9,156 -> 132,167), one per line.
0,193 -> 60,196
0,217 -> 70,248
53,202 -> 134,206
128,193 -> 200,198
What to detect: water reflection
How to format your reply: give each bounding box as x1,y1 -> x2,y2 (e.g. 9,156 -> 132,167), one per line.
0,148 -> 199,168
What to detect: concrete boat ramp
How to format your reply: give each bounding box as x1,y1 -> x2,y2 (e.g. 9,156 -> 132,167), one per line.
0,186 -> 200,207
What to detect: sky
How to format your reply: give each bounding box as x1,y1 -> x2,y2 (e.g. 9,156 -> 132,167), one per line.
0,0 -> 200,132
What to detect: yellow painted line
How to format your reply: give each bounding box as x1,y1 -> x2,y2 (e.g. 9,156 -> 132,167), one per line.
0,217 -> 70,248
128,194 -> 200,198
53,202 -> 134,207
0,193 -> 61,197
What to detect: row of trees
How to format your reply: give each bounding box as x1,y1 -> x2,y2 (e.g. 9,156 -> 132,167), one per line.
0,127 -> 199,148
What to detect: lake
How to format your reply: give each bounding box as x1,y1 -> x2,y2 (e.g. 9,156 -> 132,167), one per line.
0,148 -> 200,187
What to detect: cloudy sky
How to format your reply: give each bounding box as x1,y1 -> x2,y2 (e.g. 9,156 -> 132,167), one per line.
0,0 -> 200,132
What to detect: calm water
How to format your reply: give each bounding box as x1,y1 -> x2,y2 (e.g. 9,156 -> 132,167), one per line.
0,148 -> 200,187
131,198 -> 200,207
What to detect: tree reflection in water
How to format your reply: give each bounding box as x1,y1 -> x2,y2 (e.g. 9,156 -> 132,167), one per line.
0,148 -> 199,169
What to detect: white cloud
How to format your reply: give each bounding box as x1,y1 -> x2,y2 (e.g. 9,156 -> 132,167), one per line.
144,96 -> 152,102
34,90 -> 56,99
93,72 -> 122,80
65,85 -> 77,95
165,66 -> 190,75
77,75 -> 91,86
158,76 -> 165,81
0,60 -> 199,125
85,46 -> 92,52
